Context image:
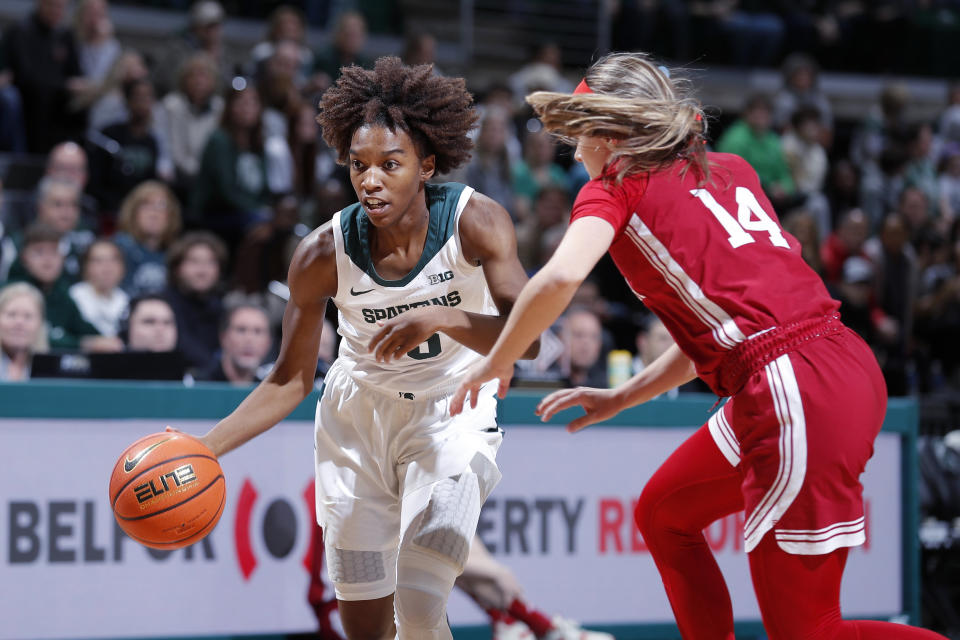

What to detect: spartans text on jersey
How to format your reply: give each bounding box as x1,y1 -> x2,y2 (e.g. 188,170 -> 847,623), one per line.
361,291 -> 462,323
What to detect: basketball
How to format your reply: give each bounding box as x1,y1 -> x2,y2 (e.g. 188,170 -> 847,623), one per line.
109,431 -> 226,549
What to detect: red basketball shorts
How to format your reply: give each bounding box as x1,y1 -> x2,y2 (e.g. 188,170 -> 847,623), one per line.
707,328 -> 887,555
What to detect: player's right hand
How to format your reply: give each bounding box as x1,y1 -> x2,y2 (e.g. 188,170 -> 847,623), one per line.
165,425 -> 219,458
368,308 -> 438,363
535,387 -> 623,433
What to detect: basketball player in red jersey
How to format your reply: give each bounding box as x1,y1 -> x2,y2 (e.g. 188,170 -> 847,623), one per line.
451,52 -> 946,640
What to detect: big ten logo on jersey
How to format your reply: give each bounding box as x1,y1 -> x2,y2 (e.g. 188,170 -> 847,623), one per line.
233,476 -> 317,580
427,270 -> 454,285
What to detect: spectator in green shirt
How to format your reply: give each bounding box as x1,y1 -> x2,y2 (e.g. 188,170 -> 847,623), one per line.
7,223 -> 120,352
717,93 -> 796,209
191,82 -> 273,252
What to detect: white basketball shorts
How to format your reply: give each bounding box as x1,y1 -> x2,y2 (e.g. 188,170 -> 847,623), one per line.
314,359 -> 502,600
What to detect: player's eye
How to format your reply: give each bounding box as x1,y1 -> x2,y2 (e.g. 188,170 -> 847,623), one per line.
384,160 -> 399,170
351,160 -> 364,171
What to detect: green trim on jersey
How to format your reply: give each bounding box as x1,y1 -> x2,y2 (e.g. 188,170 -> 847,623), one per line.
340,182 -> 466,287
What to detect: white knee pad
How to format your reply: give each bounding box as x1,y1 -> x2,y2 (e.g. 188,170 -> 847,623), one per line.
325,544 -> 399,601
394,472 -> 483,639
408,472 -> 482,569
395,549 -> 457,640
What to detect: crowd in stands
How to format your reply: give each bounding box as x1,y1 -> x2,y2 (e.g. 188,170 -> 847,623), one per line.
610,0 -> 960,77
2,0 -> 960,401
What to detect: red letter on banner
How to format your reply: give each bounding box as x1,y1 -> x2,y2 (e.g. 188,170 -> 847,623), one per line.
599,498 -> 624,553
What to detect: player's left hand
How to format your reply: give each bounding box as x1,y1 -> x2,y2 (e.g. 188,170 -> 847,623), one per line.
368,308 -> 438,362
450,357 -> 513,416
536,386 -> 622,433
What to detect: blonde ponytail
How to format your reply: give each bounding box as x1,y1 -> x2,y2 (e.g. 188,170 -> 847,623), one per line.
526,52 -> 709,185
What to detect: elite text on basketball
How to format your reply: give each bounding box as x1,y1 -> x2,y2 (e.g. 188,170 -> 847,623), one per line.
133,464 -> 197,504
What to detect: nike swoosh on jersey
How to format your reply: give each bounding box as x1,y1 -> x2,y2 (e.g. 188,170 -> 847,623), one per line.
123,438 -> 172,472
350,287 -> 375,296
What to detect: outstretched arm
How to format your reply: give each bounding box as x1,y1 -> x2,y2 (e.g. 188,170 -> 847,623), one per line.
200,225 -> 337,457
536,343 -> 697,432
450,216 -> 615,413
368,192 -> 539,361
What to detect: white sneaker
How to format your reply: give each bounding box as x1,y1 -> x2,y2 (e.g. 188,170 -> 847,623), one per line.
541,616 -> 616,640
492,617 -> 535,640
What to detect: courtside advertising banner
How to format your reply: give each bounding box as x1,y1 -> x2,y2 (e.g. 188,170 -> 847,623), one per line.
1,418 -> 901,639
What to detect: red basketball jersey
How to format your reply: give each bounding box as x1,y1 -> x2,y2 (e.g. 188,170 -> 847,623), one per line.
570,152 -> 839,394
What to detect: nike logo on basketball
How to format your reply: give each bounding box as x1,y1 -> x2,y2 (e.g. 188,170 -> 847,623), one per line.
350,287 -> 374,296
124,438 -> 171,472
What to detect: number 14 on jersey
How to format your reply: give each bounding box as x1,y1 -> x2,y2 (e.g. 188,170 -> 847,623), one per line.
691,187 -> 790,249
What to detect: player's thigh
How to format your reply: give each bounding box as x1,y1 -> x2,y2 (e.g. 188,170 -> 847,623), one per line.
397,387 -> 502,539
316,373 -> 405,602
393,418 -> 500,586
732,331 -> 884,553
636,422 -> 744,534
321,503 -> 402,604
399,474 -> 483,572
788,329 -> 886,464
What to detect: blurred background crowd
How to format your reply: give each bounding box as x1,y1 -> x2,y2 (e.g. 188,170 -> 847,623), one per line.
5,0 -> 960,395
1,0 -> 960,632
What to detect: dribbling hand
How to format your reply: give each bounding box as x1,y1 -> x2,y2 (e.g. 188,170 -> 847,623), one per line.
450,357 -> 514,416
536,386 -> 623,433
165,425 -> 218,457
367,309 -> 437,363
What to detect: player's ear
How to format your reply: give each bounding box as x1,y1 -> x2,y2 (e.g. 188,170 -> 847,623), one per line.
420,154 -> 436,181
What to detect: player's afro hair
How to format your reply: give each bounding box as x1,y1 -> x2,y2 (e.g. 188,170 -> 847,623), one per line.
317,56 -> 478,175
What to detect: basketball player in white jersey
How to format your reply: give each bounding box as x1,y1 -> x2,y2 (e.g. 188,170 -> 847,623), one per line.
193,56 -> 538,639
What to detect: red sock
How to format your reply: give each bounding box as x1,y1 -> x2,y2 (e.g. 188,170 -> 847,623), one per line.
508,599 -> 554,637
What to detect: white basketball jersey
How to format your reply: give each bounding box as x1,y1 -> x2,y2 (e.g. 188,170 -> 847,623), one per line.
330,182 -> 497,393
